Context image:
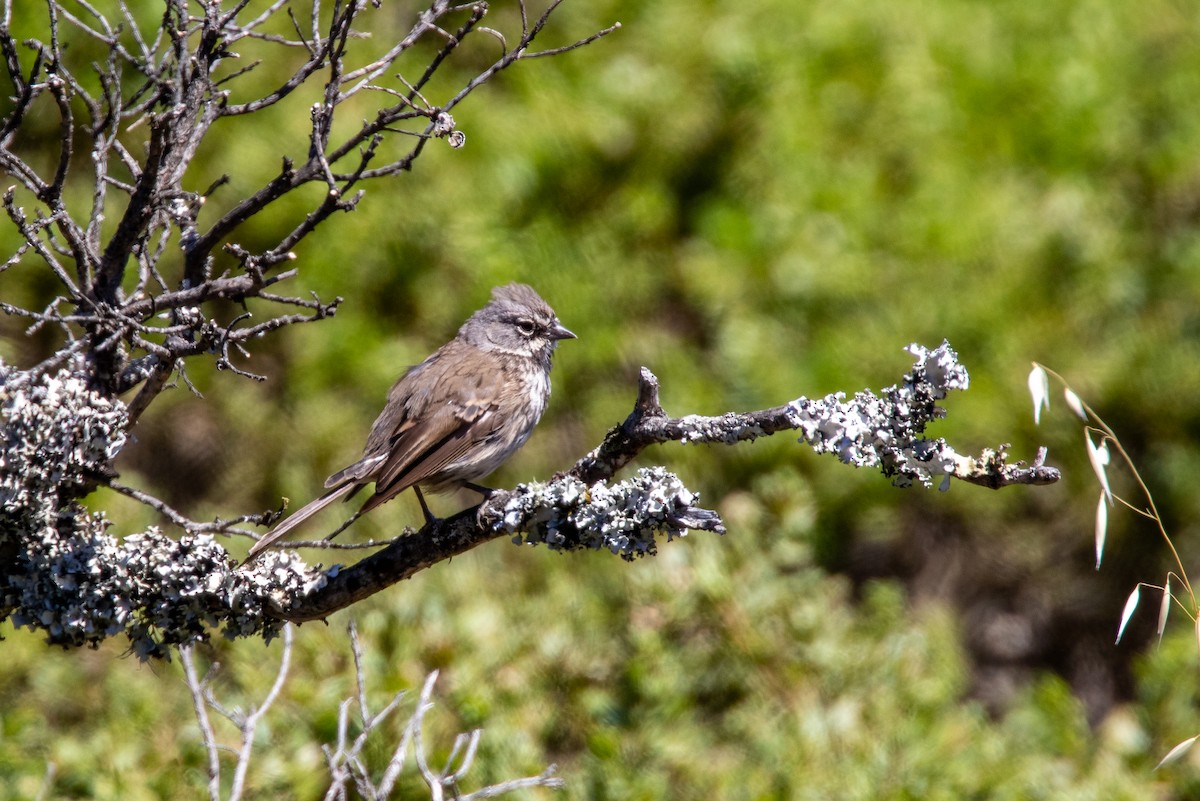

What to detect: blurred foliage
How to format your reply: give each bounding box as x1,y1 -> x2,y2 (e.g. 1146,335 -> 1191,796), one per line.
3,0 -> 1200,796
0,527 -> 1179,800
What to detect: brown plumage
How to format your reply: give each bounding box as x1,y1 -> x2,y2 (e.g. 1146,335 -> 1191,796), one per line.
246,283 -> 575,559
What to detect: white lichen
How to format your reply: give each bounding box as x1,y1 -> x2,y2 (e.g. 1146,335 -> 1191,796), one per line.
1,359 -> 311,657
491,467 -> 721,560
787,341 -> 968,488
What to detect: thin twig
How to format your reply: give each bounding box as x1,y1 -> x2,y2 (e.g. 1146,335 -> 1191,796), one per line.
181,646 -> 223,801
228,624 -> 294,801
520,21 -> 622,59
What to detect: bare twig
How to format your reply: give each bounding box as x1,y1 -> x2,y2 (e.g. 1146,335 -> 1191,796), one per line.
181,647 -> 224,801
231,624 -> 293,800
32,761 -> 58,801
108,479 -> 270,537
521,20 -> 623,58
3,0 -> 612,405
180,625 -> 295,801
316,624 -> 563,800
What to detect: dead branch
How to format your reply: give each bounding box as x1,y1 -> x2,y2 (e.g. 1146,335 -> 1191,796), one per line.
0,0 -> 615,402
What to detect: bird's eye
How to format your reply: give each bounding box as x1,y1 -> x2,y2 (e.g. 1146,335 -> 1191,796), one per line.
515,318 -> 537,336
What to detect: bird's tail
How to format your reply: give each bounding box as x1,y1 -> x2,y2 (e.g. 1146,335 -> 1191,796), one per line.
245,482 -> 356,560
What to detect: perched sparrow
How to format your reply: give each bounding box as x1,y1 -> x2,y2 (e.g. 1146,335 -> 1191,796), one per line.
246,283 -> 575,559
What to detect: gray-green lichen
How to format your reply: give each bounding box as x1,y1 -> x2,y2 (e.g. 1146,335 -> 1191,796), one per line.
0,360 -> 313,657
787,341 -> 969,489
491,467 -> 724,560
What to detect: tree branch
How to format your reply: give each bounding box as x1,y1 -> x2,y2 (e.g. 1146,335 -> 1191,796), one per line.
0,340 -> 1058,655
3,0 -> 617,408
263,341 -> 1057,624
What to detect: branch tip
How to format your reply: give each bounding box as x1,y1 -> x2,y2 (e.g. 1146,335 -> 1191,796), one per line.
632,366 -> 665,419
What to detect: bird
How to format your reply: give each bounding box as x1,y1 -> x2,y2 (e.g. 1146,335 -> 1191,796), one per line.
246,283 -> 575,559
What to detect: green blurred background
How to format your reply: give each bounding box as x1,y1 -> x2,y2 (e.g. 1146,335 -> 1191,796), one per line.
4,0 -> 1200,797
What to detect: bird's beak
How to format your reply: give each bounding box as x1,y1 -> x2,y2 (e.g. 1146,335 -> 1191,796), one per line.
551,322 -> 577,341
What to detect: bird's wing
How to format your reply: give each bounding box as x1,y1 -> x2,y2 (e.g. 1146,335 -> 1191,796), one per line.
246,348 -> 508,561
351,354 -> 507,515
359,394 -> 499,514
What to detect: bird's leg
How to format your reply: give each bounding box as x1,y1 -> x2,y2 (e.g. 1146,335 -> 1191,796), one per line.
461,482 -> 496,499
413,486 -> 438,527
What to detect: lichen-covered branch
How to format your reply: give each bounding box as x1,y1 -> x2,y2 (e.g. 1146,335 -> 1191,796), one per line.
0,359 -> 285,658
268,341 -> 1057,624
0,342 -> 1059,656
271,466 -> 724,624
575,341 -> 1060,491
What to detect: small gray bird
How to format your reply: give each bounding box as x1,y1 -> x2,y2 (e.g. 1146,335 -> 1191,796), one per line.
246,283 -> 575,559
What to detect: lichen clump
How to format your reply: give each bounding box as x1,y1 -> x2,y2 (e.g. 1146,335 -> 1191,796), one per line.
1,361 -> 300,656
